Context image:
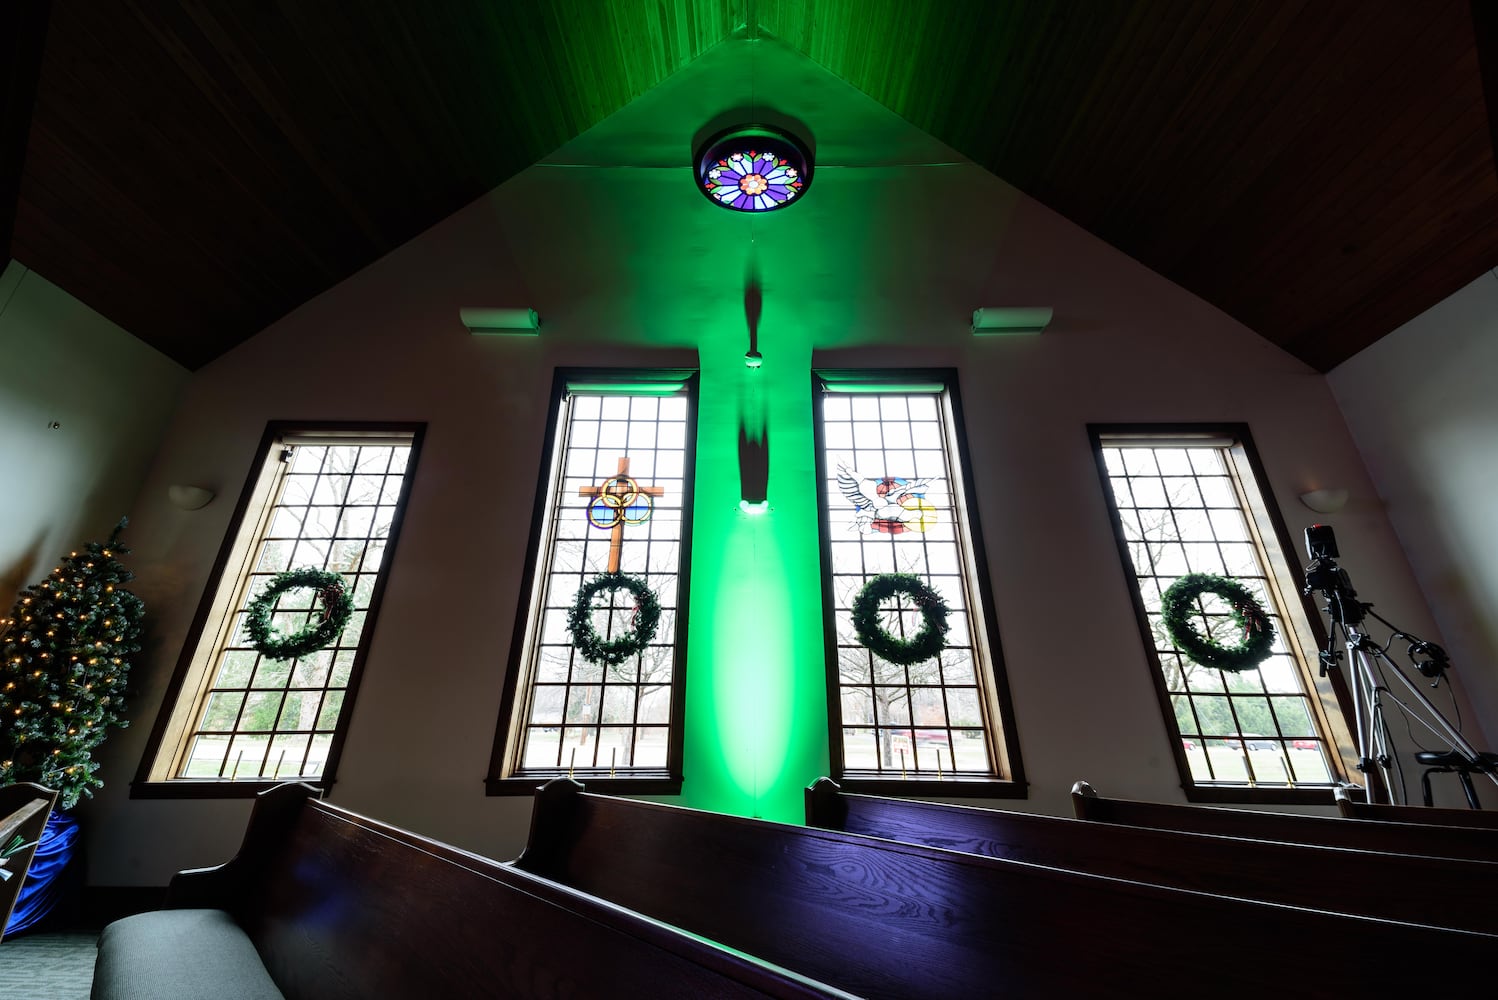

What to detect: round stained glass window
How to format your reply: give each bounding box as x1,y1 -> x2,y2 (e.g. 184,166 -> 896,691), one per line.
694,125 -> 813,213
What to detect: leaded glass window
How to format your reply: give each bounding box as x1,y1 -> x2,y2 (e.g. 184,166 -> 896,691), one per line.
137,424 -> 422,795
814,371 -> 1021,791
1091,427 -> 1353,799
490,371 -> 695,793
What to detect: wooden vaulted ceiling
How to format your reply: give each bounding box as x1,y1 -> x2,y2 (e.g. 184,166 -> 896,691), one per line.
7,0 -> 1497,371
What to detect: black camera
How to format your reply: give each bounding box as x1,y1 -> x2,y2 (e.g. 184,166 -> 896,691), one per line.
1305,523 -> 1339,561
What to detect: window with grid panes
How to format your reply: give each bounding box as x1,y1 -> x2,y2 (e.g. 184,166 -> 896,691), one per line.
814,371 -> 1022,794
488,371 -> 695,794
1090,426 -> 1354,800
135,424 -> 422,796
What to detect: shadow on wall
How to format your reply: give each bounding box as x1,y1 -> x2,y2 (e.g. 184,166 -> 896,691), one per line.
0,535 -> 45,610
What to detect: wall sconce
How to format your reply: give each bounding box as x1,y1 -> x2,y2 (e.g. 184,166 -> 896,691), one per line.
167,485 -> 215,510
1299,489 -> 1348,514
972,307 -> 1053,336
461,307 -> 541,336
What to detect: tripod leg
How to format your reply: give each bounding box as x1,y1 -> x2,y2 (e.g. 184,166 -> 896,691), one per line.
1458,771 -> 1481,810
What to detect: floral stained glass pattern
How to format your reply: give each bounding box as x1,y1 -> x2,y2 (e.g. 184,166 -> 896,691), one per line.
704,150 -> 803,211
694,125 -> 812,213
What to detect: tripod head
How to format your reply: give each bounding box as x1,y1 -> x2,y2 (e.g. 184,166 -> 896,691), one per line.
1302,524 -> 1366,626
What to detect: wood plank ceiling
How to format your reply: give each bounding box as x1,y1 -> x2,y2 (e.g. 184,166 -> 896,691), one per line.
12,0 -> 1496,372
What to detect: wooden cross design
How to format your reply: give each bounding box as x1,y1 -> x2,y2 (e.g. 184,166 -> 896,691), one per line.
578,457 -> 666,573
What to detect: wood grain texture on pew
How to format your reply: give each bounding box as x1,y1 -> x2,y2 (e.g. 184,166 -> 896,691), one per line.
0,782 -> 58,941
1335,783 -> 1498,828
166,782 -> 853,1000
517,778 -> 1498,999
1072,779 -> 1498,862
805,777 -> 1498,934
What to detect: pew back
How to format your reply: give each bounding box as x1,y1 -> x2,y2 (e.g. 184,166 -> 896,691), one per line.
167,783 -> 848,1000
805,777 -> 1498,933
1073,780 -> 1498,861
1334,783 -> 1498,828
517,779 -> 1498,999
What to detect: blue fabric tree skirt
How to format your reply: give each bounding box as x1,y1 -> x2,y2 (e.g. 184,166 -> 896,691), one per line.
6,811 -> 79,935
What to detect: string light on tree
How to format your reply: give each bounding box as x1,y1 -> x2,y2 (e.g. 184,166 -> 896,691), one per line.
0,518 -> 144,809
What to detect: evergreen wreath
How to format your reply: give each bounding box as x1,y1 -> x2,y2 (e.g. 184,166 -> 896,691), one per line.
852,573 -> 950,666
245,568 -> 354,661
567,572 -> 660,666
1160,572 -> 1275,673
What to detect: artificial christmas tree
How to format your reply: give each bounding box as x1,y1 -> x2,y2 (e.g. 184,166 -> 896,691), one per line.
0,519 -> 142,934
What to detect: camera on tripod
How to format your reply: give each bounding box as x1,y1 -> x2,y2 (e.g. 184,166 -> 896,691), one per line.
1302,524 -> 1364,626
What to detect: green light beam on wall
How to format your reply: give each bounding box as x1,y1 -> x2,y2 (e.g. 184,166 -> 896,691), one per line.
680,331 -> 827,822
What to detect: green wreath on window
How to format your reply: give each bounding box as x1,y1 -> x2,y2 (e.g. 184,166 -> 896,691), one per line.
567,572 -> 661,666
852,573 -> 950,666
1160,572 -> 1275,673
245,568 -> 354,662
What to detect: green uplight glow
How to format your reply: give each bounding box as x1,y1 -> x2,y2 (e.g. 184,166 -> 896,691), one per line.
679,331 -> 828,822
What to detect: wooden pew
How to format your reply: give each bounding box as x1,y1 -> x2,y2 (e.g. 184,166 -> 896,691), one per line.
515,778 -> 1498,998
0,782 -> 58,941
1072,779 -> 1498,862
1335,783 -> 1498,828
96,782 -> 851,1000
804,777 -> 1498,934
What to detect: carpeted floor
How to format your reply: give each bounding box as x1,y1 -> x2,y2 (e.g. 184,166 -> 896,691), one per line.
0,932 -> 97,999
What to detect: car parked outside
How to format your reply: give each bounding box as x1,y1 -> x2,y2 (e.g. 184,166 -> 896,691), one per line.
1223,733 -> 1277,751
1291,738 -> 1318,751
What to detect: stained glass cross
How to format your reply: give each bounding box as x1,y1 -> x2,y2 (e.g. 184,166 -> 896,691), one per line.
578,457 -> 665,573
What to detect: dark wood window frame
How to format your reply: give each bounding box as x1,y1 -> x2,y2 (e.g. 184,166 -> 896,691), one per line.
812,368 -> 1027,799
1088,422 -> 1361,805
133,421 -> 425,799
487,369 -> 698,796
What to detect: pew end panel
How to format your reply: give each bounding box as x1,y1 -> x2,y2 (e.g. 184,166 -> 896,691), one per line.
0,782 -> 59,941
164,780 -> 322,916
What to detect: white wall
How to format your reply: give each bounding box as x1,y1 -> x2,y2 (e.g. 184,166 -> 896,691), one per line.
77,37 -> 1481,885
1329,270 -> 1498,751
0,260 -> 188,607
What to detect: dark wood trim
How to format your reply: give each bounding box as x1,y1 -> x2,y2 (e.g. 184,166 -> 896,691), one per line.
811,368 -> 1026,793
830,776 -> 1027,799
1086,423 -> 1358,804
130,778 -> 320,800
487,774 -> 682,797
0,0 -> 48,262
131,421 -> 426,798
486,369 -> 698,794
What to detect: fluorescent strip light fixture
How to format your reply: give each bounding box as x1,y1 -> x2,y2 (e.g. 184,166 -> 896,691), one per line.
971,306 -> 1052,336
461,307 -> 541,336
